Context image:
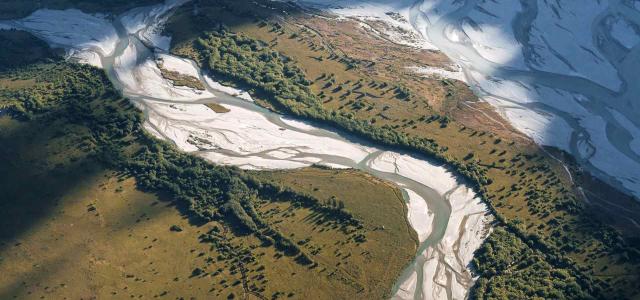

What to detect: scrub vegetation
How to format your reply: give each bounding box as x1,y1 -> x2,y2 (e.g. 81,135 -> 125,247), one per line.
165,1 -> 640,298
0,30 -> 415,299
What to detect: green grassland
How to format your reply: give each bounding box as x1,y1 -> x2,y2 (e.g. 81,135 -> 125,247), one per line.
164,1 -> 640,298
0,30 -> 416,299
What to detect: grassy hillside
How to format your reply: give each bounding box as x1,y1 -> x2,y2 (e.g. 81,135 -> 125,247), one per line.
164,1 -> 640,298
0,30 -> 416,299
0,116 -> 225,298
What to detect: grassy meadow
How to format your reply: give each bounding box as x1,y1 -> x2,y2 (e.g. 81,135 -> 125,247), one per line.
0,118 -> 225,298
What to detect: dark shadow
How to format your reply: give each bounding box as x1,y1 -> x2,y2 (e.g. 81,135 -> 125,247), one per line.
0,30 -> 53,72
0,116 -> 106,248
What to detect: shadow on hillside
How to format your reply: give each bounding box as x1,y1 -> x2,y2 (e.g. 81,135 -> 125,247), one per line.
0,117 -> 104,247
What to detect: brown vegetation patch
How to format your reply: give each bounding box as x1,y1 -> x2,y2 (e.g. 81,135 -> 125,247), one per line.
157,64 -> 206,90
205,102 -> 231,113
0,78 -> 36,90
